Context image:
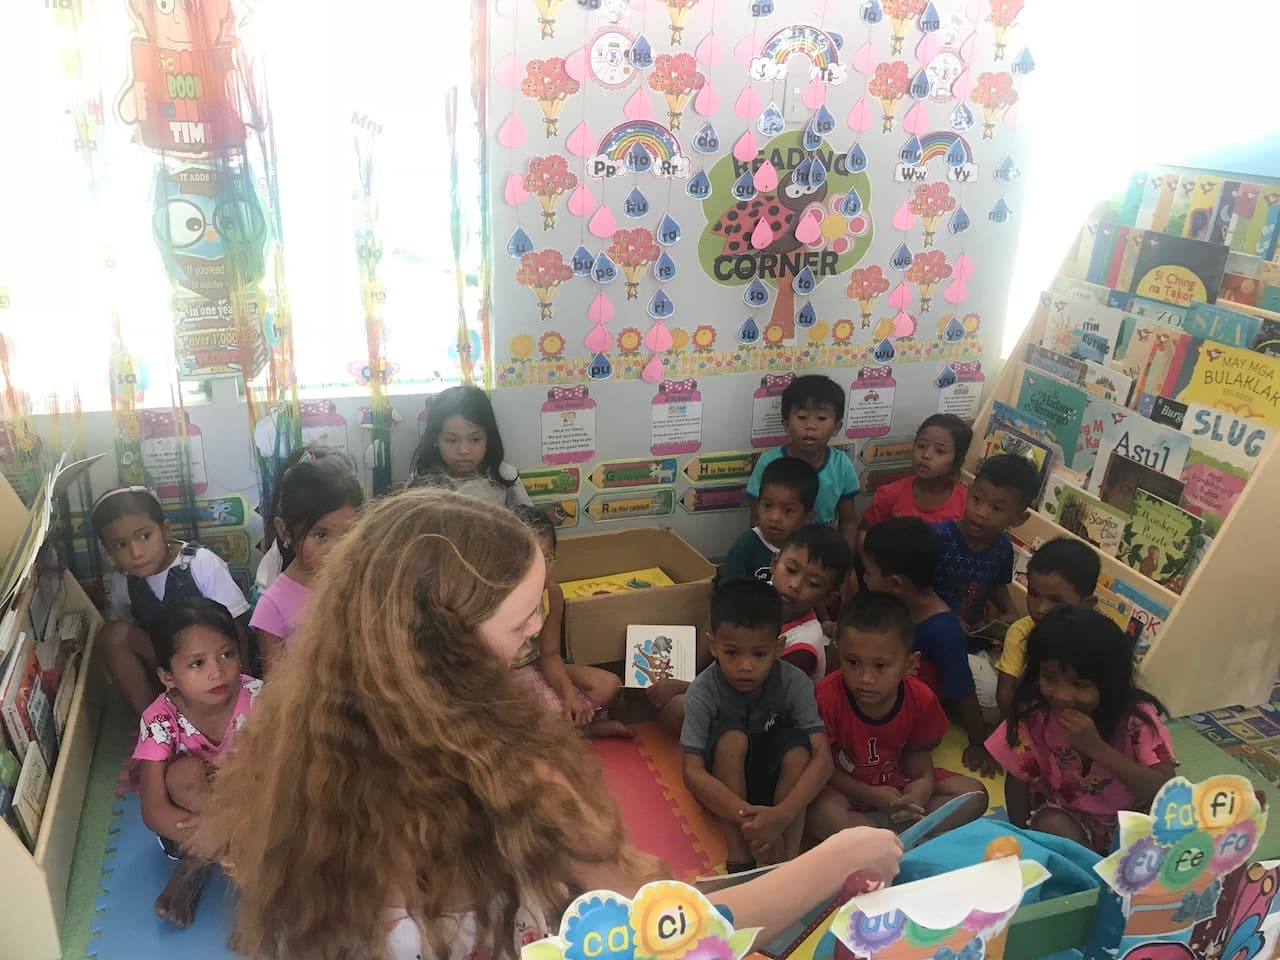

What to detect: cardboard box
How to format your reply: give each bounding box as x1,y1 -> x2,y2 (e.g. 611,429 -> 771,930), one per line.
555,528 -> 715,665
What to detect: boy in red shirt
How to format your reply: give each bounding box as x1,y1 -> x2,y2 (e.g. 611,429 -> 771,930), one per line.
808,591 -> 988,839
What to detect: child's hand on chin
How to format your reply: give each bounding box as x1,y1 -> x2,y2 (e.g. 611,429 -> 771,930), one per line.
1056,708 -> 1105,755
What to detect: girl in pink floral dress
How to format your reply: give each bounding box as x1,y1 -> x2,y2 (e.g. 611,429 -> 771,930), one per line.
986,606 -> 1176,855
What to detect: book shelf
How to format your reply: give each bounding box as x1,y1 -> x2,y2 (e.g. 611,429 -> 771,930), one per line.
0,473 -> 104,960
966,299 -> 1280,719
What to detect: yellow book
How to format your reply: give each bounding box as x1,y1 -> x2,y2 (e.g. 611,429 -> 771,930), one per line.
560,566 -> 675,599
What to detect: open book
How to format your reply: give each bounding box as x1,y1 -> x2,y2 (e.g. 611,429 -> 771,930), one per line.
624,625 -> 696,688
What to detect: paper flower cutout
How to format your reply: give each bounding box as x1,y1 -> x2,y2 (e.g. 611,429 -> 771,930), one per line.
648,53 -> 705,130
846,264 -> 892,327
538,330 -> 566,358
906,249 -> 952,312
631,883 -> 713,959
608,228 -> 661,299
832,318 -> 855,342
969,72 -> 1018,139
563,895 -> 632,960
907,182 -> 956,247
693,324 -> 717,350
664,0 -> 700,44
883,0 -> 926,54
986,0 -> 1025,59
525,155 -> 579,230
798,194 -> 872,256
509,333 -> 536,359
763,321 -> 787,345
807,320 -> 830,342
618,326 -> 643,353
669,327 -> 690,351
516,250 -> 573,321
522,58 -> 581,137
868,61 -> 910,131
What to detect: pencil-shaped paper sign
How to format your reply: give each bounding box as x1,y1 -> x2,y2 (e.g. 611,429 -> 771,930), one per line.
533,498 -> 579,529
520,466 -> 581,497
588,457 -> 679,489
585,489 -> 675,521
858,436 -> 915,468
681,450 -> 762,484
679,485 -> 747,514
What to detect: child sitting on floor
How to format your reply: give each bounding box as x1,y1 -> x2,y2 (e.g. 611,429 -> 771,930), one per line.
772,524 -> 854,680
809,592 -> 987,840
721,457 -> 817,583
681,578 -> 834,872
93,486 -> 251,715
862,517 -> 999,778
995,537 -> 1099,717
250,457 -> 362,672
135,597 -> 262,928
931,453 -> 1040,630
860,414 -> 971,533
511,505 -> 629,738
987,607 -> 1176,855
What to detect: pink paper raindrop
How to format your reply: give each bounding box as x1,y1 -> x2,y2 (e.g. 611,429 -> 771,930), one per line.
847,97 -> 873,132
565,46 -> 589,83
888,282 -> 913,309
588,293 -> 615,325
585,324 -> 613,353
753,160 -> 779,192
566,122 -> 595,157
695,31 -> 723,66
733,130 -> 759,163
852,41 -> 878,74
567,183 -> 597,217
497,112 -> 527,149
915,34 -> 941,64
734,34 -> 762,64
625,88 -> 654,121
892,310 -> 916,337
953,69 -> 976,99
734,85 -> 763,119
959,31 -> 979,64
943,277 -> 969,304
795,212 -> 822,245
644,321 -> 674,353
504,172 -> 528,206
965,0 -> 983,20
494,52 -> 520,89
641,353 -> 666,383
802,79 -> 826,110
751,218 -> 774,249
693,82 -> 720,116
902,102 -> 930,135
892,203 -> 918,232
588,205 -> 617,239
953,252 -> 976,280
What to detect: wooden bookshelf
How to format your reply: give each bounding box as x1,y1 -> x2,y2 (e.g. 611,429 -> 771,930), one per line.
0,475 -> 104,960
967,300 -> 1280,719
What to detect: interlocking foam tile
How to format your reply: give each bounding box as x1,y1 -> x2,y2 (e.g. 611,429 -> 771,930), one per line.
630,722 -> 726,872
88,792 -> 239,960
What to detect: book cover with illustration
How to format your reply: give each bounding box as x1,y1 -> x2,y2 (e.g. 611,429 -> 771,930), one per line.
1126,231 -> 1231,307
1086,407 -> 1191,499
1183,299 -> 1262,348
1016,370 -> 1089,469
987,401 -> 1064,462
1049,275 -> 1111,305
1107,576 -> 1172,662
1039,296 -> 1128,362
1083,361 -> 1132,405
1130,326 -> 1193,405
1075,396 -> 1129,477
624,625 -> 697,688
1179,447 -> 1249,533
984,427 -> 1054,502
1040,474 -> 1126,555
1179,401 -> 1273,474
1092,451 -> 1185,515
1118,490 -> 1203,592
1091,584 -> 1133,630
1163,339 -> 1280,428
1025,344 -> 1086,386
1112,317 -> 1183,384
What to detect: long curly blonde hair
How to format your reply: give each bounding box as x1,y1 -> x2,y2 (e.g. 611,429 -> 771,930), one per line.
205,489 -> 662,958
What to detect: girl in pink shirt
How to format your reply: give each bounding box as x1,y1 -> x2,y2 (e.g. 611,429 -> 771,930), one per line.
860,414 -> 971,532
250,457 -> 362,671
986,607 -> 1176,855
134,597 -> 263,929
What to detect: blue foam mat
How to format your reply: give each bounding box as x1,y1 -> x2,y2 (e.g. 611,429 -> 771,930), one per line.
88,791 -> 239,959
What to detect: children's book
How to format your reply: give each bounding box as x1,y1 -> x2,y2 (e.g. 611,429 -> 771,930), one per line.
1180,402 -> 1272,474
1086,407 -> 1190,498
1147,396 -> 1188,430
1083,361 -> 1133,405
1118,490 -> 1203,593
625,625 -> 697,688
1179,447 -> 1248,532
1126,231 -> 1231,307
1040,297 -> 1128,362
1161,339 -> 1280,428
1182,300 -> 1262,348
1015,369 -> 1090,469
1025,344 -> 1086,386
1092,584 -> 1133,630
560,567 -> 675,599
984,426 -> 1054,502
0,632 -> 38,761
987,401 -> 1064,462
1185,175 -> 1224,242
1069,329 -> 1110,363
1109,227 -> 1148,291
1252,318 -> 1280,358
1130,326 -> 1192,404
1111,317 -> 1182,378
12,741 -> 49,849
1206,180 -> 1241,246
1092,451 -> 1186,516
1075,396 -> 1128,477
1049,275 -> 1111,305
1039,475 -> 1126,555
1164,177 -> 1199,236
1106,576 -> 1172,662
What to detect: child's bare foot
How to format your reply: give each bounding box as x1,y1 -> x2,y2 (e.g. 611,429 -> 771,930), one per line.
154,858 -> 210,928
585,718 -> 634,739
645,678 -> 688,712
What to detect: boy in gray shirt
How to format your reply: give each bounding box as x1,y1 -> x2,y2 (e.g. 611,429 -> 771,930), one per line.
681,579 -> 833,873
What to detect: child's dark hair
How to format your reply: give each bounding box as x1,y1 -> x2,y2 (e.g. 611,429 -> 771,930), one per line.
91,487 -> 165,537
1028,537 -> 1100,597
862,516 -> 938,590
512,503 -> 557,553
276,458 -> 364,569
838,590 -> 914,650
263,446 -> 356,556
1009,606 -> 1166,746
916,414 -> 973,472
410,385 -> 511,485
710,578 -> 783,635
151,596 -> 239,671
780,524 -> 854,587
760,457 -> 819,511
781,374 -> 845,420
976,453 -> 1042,508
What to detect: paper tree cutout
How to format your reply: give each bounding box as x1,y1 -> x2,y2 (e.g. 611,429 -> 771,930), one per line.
521,881 -> 759,960
831,856 -> 1049,959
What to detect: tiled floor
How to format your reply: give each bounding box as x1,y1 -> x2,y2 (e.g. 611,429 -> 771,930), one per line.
1184,681 -> 1280,787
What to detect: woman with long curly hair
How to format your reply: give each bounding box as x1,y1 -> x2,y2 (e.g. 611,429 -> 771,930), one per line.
201,489 -> 903,958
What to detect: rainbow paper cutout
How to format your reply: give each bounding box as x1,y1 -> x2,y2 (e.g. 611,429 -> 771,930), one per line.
894,131 -> 979,185
588,120 -> 691,180
919,131 -> 971,165
750,25 -> 847,85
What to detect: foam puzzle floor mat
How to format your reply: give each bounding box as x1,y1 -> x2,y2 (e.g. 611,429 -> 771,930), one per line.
1185,680 -> 1280,787
88,791 -> 239,960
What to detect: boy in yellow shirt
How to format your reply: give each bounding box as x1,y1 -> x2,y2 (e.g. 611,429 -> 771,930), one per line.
994,537 -> 1099,716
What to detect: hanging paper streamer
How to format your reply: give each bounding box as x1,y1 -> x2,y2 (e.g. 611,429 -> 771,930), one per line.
751,218 -> 774,249
506,226 -> 535,259
695,31 -> 723,66
640,353 -> 666,383
623,185 -> 650,218
734,85 -> 763,119
733,130 -> 759,163
565,121 -> 595,157
948,205 -> 971,236
648,290 -> 675,321
588,292 -> 615,326
693,121 -> 720,154
851,41 -> 877,75
624,87 -> 654,121
587,352 -> 614,381
693,81 -> 719,116
504,172 -> 528,205
988,198 -> 1013,223
656,213 -> 682,245
644,320 -> 675,352
902,101 -> 930,135
758,102 -> 786,137
588,204 -> 618,238
753,159 -> 779,192
687,169 -> 712,199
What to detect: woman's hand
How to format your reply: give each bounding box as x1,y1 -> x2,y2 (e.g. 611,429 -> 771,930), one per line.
839,826 -> 904,883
